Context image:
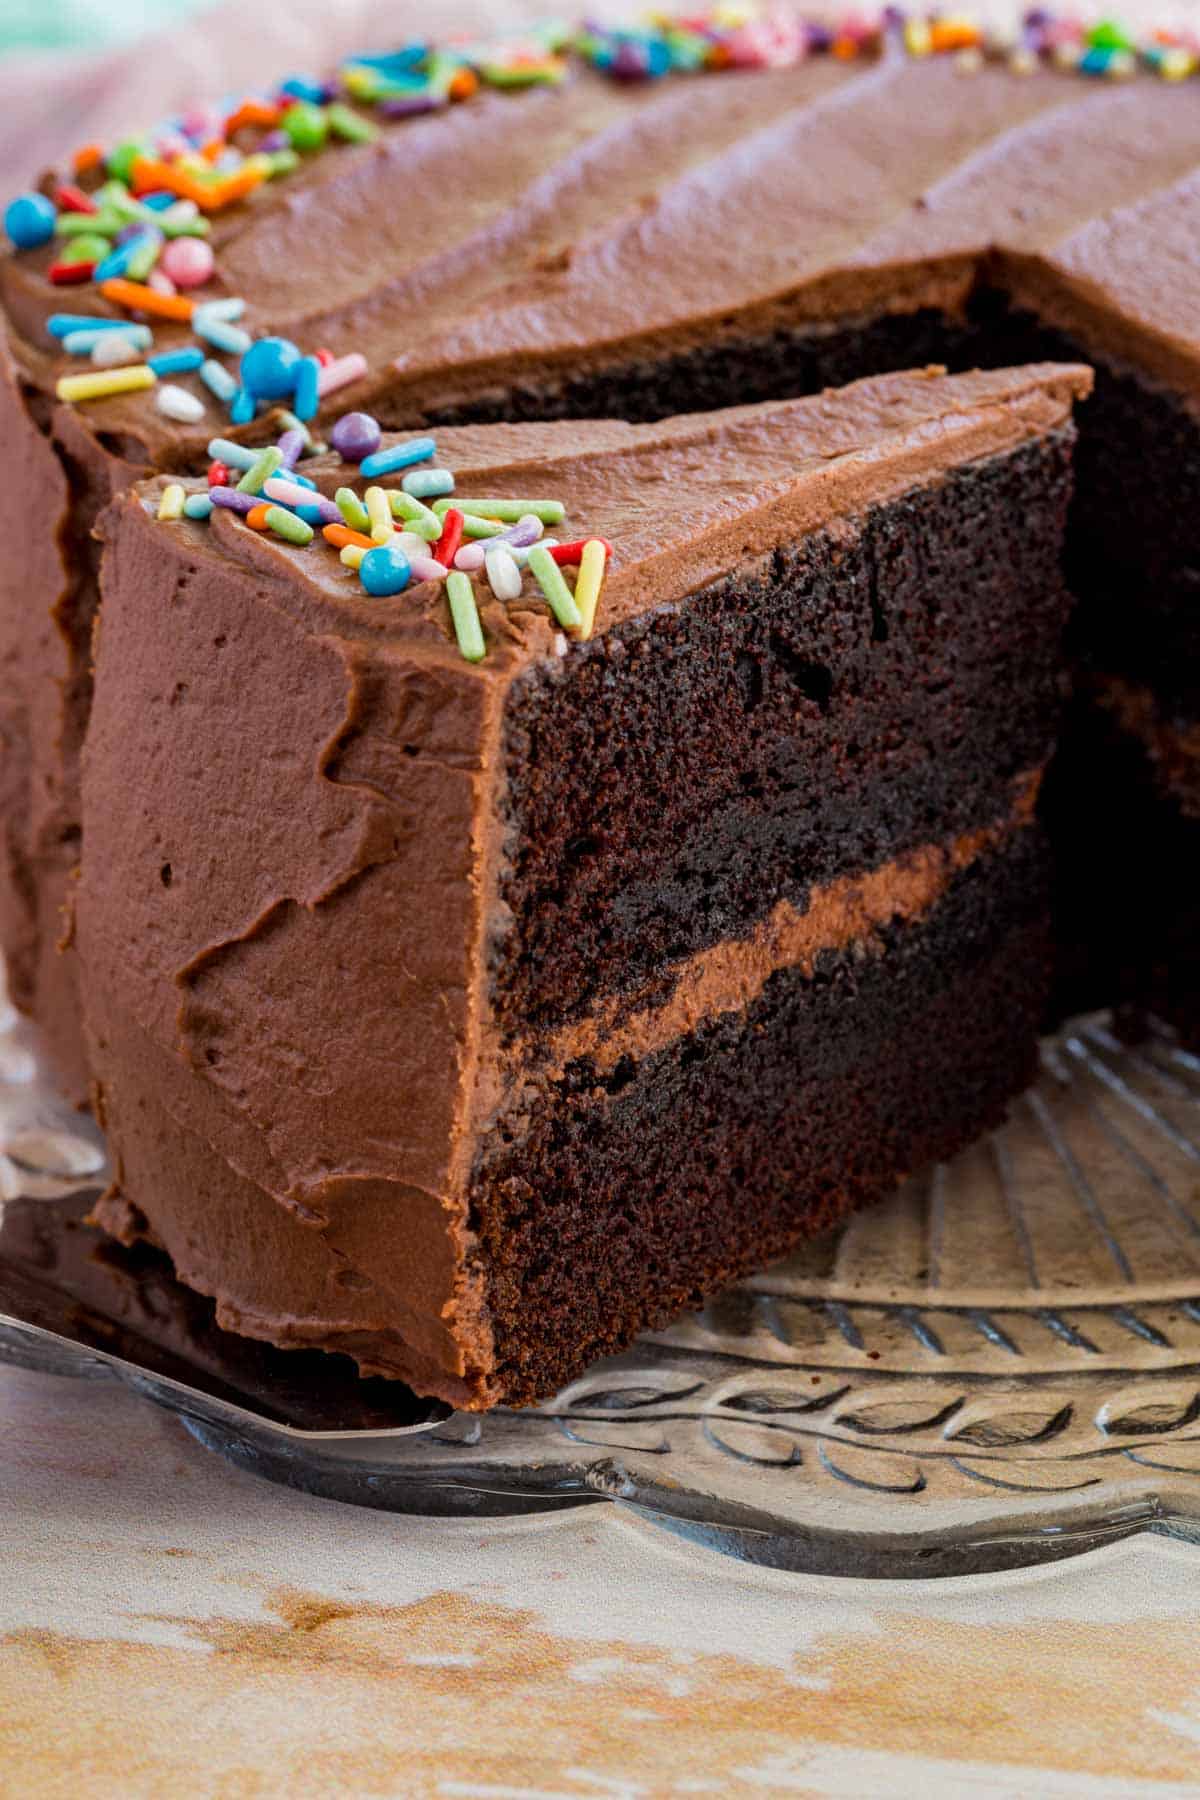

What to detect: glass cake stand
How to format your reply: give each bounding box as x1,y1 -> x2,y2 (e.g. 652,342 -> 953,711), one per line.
3,993 -> 1200,1579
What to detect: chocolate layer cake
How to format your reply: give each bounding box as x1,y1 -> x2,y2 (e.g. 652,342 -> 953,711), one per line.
79,364 -> 1087,1406
0,40 -> 1198,1097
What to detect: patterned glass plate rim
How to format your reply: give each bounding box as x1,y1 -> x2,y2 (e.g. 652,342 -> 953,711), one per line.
4,999 -> 1200,1579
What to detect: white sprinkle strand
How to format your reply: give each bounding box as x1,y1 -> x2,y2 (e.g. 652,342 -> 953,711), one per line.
393,530 -> 430,561
408,554 -> 449,583
92,334 -> 142,368
484,544 -> 522,601
155,383 -> 206,424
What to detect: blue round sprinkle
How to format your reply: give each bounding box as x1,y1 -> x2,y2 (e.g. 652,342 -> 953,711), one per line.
239,336 -> 302,400
5,192 -> 57,250
359,544 -> 411,597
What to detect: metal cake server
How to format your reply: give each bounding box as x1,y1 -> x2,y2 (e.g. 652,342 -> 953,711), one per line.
0,1187 -> 451,1439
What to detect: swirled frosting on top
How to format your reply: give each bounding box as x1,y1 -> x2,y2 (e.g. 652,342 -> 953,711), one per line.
1,53 -> 1198,467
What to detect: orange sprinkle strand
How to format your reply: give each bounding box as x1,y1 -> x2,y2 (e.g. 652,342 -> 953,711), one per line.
206,163 -> 268,209
72,143 -> 104,175
130,157 -> 212,207
322,523 -> 376,550
245,503 -> 271,530
225,99 -> 282,134
929,19 -> 981,50
99,278 -> 196,321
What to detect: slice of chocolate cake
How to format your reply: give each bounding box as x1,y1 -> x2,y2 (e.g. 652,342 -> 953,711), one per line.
78,363 -> 1089,1407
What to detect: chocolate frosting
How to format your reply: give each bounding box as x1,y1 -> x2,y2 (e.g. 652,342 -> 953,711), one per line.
0,56 -> 1195,464
78,365 -> 1084,1401
134,361 -> 1091,662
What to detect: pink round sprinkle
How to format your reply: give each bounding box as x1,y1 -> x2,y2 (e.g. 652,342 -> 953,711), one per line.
160,237 -> 215,290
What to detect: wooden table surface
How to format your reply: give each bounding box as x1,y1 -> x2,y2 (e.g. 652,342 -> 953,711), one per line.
4,1359 -> 1200,1797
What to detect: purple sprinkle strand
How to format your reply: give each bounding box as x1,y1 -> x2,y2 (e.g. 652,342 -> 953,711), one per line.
209,485 -> 259,514
276,428 -> 306,468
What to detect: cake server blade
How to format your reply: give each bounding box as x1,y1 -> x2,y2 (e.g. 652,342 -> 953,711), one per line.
0,1189 -> 451,1439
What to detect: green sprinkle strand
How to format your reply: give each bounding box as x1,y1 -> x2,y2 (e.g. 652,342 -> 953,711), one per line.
264,505 -> 314,545
327,102 -> 379,143
388,490 -> 441,538
447,571 -> 486,663
336,486 -> 371,532
461,514 -> 507,540
527,543 -> 582,628
434,497 -> 566,525
236,445 -> 283,495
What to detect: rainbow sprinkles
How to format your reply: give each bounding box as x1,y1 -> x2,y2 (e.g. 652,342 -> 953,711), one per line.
7,8 -> 1199,291
154,419 -> 612,664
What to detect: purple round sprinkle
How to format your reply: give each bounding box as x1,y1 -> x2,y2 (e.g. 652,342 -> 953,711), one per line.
329,410 -> 382,463
276,427 -> 306,468
259,129 -> 288,153
612,42 -> 648,78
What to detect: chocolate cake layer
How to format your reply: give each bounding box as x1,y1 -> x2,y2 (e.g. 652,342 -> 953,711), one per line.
474,824 -> 1050,1406
77,365 -> 1084,1404
497,428 -> 1075,1029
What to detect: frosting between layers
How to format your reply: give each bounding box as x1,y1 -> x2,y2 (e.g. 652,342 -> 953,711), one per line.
524,770 -> 1043,1080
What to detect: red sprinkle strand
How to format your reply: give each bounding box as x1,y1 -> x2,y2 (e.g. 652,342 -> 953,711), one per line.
548,539 -> 613,565
433,507 -> 465,568
207,459 -> 229,486
49,261 -> 96,285
55,184 -> 97,215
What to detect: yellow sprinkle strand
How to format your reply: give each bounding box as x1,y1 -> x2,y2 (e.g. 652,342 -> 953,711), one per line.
157,483 -> 186,522
446,571 -> 486,663
574,540 -> 607,641
365,486 -> 393,545
56,364 -> 156,403
340,544 -> 366,570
